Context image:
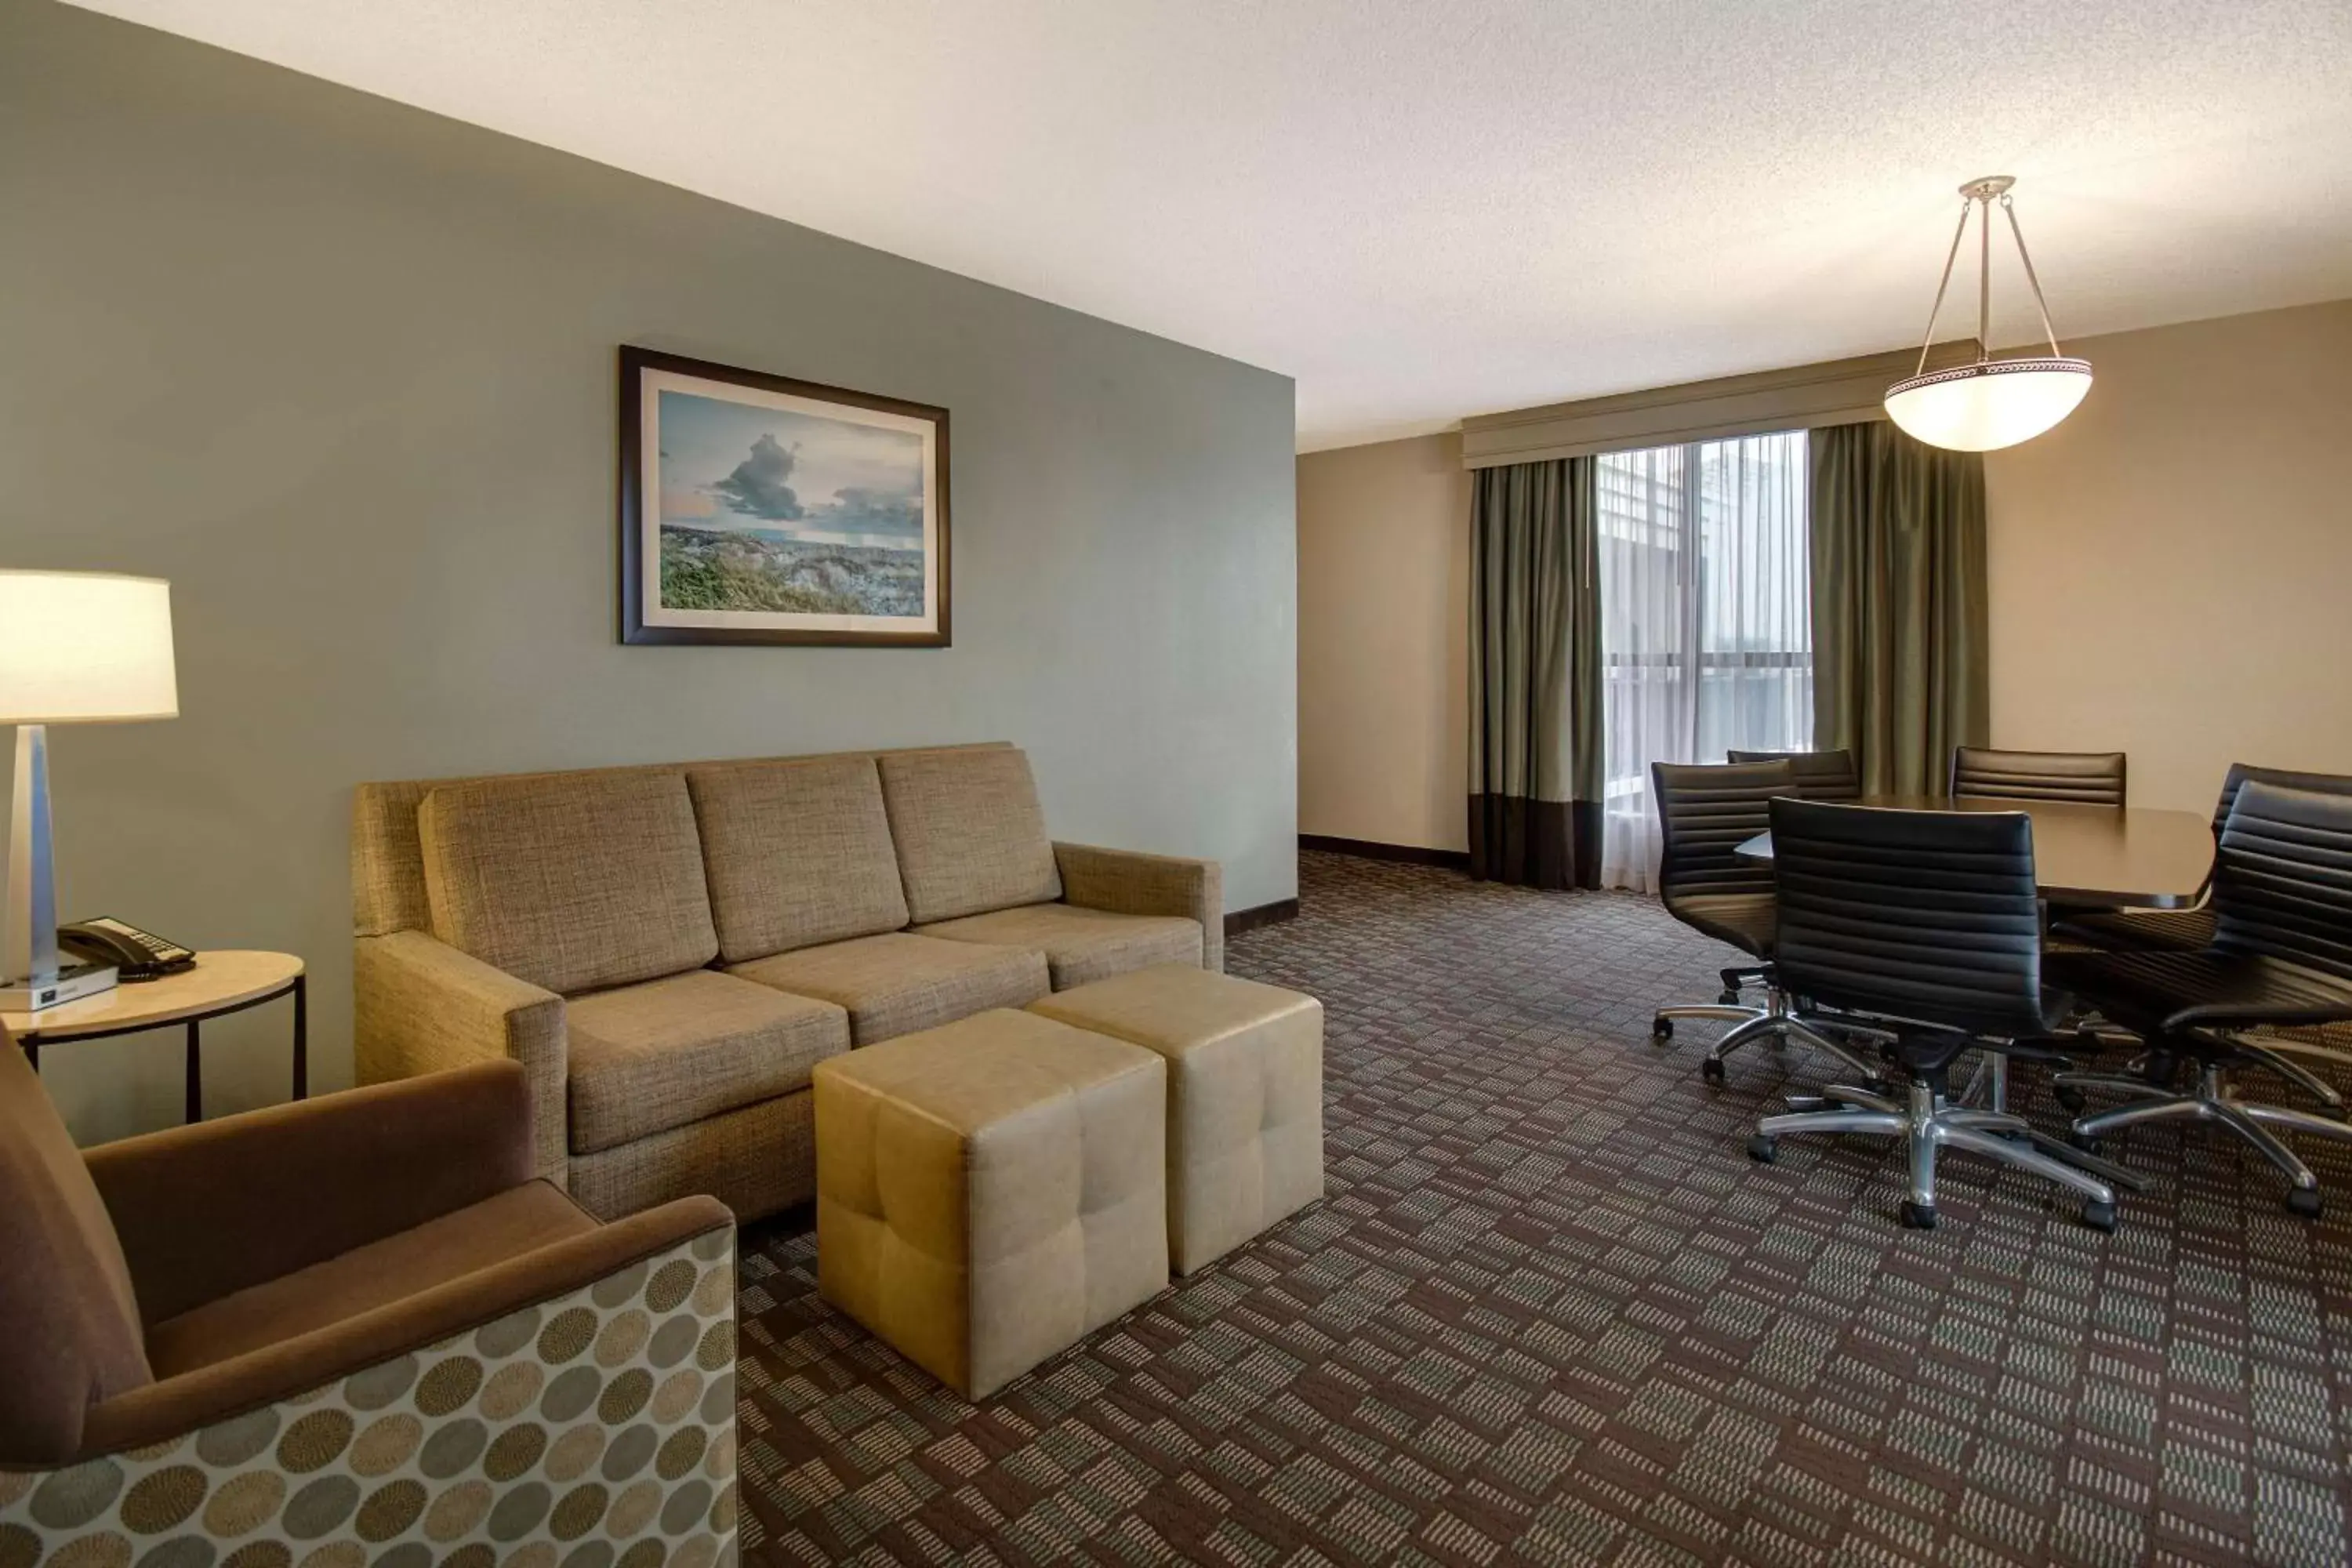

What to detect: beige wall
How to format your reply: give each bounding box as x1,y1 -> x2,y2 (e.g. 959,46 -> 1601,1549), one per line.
1295,297 -> 2352,852
1296,434 -> 1469,851
1983,298 -> 2352,815
2,0 -> 1297,1143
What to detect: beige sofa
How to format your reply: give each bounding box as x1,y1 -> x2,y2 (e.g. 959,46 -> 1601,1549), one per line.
352,742 -> 1221,1224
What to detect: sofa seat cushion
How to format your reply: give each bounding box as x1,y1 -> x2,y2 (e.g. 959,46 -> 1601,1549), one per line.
567,970 -> 850,1155
916,902 -> 1204,989
144,1180 -> 597,1379
878,748 -> 1062,924
418,768 -> 719,996
686,755 -> 911,963
731,933 -> 1048,1046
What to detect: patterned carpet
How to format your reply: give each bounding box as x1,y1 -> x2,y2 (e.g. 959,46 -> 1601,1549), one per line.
733,852 -> 2352,1567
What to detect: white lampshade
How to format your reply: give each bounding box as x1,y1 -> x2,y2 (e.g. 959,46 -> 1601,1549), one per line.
0,570 -> 179,724
1883,357 -> 2093,452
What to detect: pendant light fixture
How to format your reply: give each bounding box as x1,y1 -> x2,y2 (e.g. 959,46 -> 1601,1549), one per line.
1883,176 -> 2092,452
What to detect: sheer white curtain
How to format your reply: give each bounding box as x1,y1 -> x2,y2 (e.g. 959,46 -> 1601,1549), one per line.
1598,430 -> 1812,891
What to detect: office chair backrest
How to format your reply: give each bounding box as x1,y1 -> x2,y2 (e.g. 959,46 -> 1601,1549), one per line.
1769,797 -> 2049,1036
2211,764 -> 2352,837
1651,760 -> 1791,905
1726,748 -> 1861,802
1950,746 -> 2126,807
2212,782 -> 2352,982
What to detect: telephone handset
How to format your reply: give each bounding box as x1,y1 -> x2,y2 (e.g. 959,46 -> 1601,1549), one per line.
57,917 -> 197,982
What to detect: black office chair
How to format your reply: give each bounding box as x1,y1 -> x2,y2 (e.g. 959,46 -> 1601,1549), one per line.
1745,797 -> 2120,1230
1650,760 -> 1875,1085
2049,782 -> 2352,1217
1951,746 -> 2127,806
1726,747 -> 1862,802
2056,764 -> 2352,953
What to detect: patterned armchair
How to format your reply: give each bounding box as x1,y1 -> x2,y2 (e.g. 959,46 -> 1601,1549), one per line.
0,1033 -> 736,1566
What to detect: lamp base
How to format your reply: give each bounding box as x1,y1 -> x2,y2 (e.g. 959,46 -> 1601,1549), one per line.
2,956 -> 118,1014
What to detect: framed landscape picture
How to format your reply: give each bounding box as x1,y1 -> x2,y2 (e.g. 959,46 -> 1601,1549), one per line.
619,347 -> 949,646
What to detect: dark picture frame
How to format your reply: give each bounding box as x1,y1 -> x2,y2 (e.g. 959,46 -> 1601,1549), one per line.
618,346 -> 951,646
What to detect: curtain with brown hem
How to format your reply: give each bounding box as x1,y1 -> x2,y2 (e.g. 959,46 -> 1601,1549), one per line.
1468,456 -> 1603,888
1809,421 -> 1990,796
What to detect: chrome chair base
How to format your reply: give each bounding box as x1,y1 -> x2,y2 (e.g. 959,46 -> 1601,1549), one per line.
2069,1059 -> 2352,1218
1749,1077 -> 2120,1231
1653,985 -> 1881,1086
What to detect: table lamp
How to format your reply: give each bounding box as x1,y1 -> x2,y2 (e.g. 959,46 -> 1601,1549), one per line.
1,570 -> 178,1011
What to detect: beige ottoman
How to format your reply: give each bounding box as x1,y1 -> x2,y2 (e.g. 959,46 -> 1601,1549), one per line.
812,1008 -> 1169,1398
1029,963 -> 1323,1275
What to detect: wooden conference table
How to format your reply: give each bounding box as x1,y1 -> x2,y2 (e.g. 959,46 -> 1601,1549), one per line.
1734,795 -> 2214,909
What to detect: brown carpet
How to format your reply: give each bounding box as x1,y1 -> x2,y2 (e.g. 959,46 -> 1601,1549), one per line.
735,852 -> 2352,1566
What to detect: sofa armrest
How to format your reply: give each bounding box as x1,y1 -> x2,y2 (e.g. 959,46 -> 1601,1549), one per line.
86,1062 -> 536,1325
355,929 -> 569,1186
77,1196 -> 733,1461
1054,841 -> 1225,972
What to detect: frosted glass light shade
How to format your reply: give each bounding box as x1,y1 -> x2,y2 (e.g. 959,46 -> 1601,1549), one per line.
1883,357 -> 2092,452
0,571 -> 179,723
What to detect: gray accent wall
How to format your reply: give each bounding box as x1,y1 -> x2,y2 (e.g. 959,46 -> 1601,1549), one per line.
0,0 -> 1298,1141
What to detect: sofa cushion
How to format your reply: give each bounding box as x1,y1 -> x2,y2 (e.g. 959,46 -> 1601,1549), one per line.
878,748 -> 1062,924
731,932 -> 1049,1045
144,1180 -> 597,1379
916,903 -> 1204,989
419,770 -> 720,996
566,970 -> 850,1154
0,1030 -> 151,1464
686,756 -> 910,963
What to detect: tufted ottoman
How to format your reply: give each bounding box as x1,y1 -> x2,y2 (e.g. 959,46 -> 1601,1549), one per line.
1029,963 -> 1323,1275
811,1009 -> 1168,1398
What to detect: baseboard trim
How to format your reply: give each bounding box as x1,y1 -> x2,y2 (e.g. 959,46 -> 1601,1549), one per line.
1224,898 -> 1300,938
1299,833 -> 1472,871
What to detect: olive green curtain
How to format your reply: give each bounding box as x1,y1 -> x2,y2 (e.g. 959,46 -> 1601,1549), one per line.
1468,456 -> 1604,888
1808,421 -> 1990,795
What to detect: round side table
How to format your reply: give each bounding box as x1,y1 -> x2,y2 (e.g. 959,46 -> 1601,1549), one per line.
4,950 -> 306,1123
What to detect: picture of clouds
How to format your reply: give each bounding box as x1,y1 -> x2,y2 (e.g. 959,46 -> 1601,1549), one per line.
621,349 -> 949,646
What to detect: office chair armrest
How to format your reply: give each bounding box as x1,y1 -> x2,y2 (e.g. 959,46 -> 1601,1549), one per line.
355,929 -> 569,1185
1054,842 -> 1225,971
86,1062 -> 536,1326
73,1197 -> 734,1463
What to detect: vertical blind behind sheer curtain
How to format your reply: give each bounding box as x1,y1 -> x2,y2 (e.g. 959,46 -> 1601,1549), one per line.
1597,432 -> 1812,891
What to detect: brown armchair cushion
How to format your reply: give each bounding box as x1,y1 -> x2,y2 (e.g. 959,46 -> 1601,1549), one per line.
86,1060 -> 537,1326
143,1180 -> 598,1378
0,1030 -> 151,1465
878,747 -> 1063,923
419,769 -> 720,996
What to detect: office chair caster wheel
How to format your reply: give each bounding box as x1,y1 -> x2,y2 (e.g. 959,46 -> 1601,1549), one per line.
1717,987 -> 1742,1007
1651,1017 -> 1673,1043
2054,1086 -> 2087,1113
1900,1201 -> 1937,1230
1701,1056 -> 1726,1085
1747,1134 -> 1777,1163
2082,1200 -> 2118,1233
2286,1187 -> 2324,1220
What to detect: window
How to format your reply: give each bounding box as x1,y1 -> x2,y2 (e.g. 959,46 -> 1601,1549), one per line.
1595,430 -> 1812,891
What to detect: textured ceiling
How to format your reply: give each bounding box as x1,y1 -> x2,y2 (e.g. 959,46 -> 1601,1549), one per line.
67,1 -> 2352,451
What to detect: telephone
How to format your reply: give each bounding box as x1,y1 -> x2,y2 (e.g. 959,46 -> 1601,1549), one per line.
58,917 -> 197,982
